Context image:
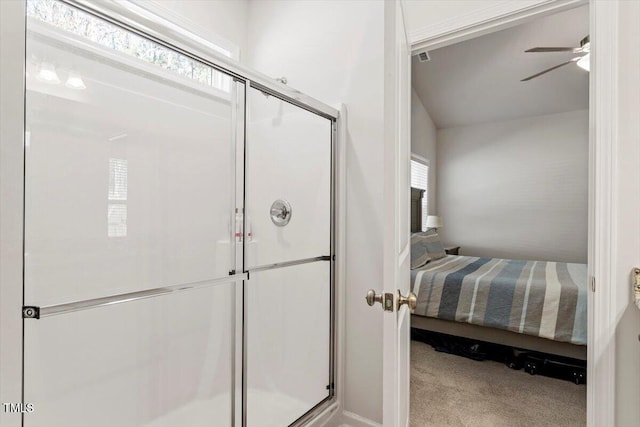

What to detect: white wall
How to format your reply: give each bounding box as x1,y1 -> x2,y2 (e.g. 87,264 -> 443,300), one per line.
0,2 -> 25,427
411,89 -> 437,215
247,1 -> 386,423
136,0 -> 249,61
437,109 -> 588,263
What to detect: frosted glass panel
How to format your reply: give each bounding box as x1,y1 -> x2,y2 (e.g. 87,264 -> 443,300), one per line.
246,263 -> 330,426
24,2 -> 237,306
245,88 -> 331,268
23,284 -> 234,427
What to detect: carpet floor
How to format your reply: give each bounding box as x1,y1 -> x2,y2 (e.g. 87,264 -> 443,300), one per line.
410,340 -> 586,427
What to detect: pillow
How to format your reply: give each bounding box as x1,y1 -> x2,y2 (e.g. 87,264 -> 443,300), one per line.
418,230 -> 447,261
410,233 -> 431,269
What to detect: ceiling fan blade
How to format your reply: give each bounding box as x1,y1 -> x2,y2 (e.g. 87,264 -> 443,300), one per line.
525,47 -> 581,53
521,59 -> 578,81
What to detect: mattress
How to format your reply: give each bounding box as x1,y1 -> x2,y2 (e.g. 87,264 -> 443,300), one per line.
411,255 -> 587,345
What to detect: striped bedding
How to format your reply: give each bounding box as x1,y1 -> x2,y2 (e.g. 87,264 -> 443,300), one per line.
411,255 -> 588,345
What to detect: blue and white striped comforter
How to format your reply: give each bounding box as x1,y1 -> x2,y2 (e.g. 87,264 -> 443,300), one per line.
411,255 -> 588,345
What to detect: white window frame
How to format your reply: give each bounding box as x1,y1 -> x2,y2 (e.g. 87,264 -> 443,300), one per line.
410,153 -> 430,231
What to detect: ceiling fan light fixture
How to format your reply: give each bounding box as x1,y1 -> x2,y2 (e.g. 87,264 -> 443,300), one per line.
521,35 -> 590,81
577,53 -> 590,72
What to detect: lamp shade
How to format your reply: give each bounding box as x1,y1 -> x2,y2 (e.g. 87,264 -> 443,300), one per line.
425,215 -> 443,229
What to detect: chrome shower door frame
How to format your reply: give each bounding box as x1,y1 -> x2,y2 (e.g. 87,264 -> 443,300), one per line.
19,1 -> 339,426
241,80 -> 338,427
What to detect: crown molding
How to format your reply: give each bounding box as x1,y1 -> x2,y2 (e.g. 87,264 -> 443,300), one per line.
409,0 -> 587,53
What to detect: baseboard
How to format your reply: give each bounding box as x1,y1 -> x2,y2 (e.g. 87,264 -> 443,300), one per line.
304,401 -> 340,427
334,410 -> 382,427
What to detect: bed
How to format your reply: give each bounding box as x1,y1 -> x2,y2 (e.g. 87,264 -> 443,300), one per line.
410,188 -> 588,360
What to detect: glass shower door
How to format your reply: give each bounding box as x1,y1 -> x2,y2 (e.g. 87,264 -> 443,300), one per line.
23,1 -> 241,425
244,86 -> 334,426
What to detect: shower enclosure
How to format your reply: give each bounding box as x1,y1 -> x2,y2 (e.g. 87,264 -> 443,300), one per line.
20,1 -> 337,426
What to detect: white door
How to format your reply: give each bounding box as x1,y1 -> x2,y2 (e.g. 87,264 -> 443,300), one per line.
381,1 -> 413,427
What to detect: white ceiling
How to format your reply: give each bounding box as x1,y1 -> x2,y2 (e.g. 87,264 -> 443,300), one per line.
412,5 -> 589,129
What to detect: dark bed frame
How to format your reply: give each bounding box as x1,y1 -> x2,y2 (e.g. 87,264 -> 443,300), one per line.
410,188 -> 586,360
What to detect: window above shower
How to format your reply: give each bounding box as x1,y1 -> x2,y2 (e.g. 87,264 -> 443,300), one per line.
26,0 -> 233,94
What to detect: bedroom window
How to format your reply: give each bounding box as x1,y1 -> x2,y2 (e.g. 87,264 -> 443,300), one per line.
411,156 -> 429,231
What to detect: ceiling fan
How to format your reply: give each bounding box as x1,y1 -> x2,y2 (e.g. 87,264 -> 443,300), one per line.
521,35 -> 590,81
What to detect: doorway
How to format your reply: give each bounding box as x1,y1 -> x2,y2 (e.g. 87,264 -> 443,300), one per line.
408,4 -> 590,426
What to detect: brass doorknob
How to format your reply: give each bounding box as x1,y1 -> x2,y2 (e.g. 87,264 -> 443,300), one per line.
366,289 -> 383,307
397,290 -> 417,312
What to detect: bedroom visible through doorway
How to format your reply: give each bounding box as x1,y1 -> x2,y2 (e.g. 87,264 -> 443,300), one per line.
408,4 -> 589,426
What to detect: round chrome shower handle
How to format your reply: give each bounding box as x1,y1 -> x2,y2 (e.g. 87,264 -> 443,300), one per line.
270,199 -> 292,226
271,205 -> 289,220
